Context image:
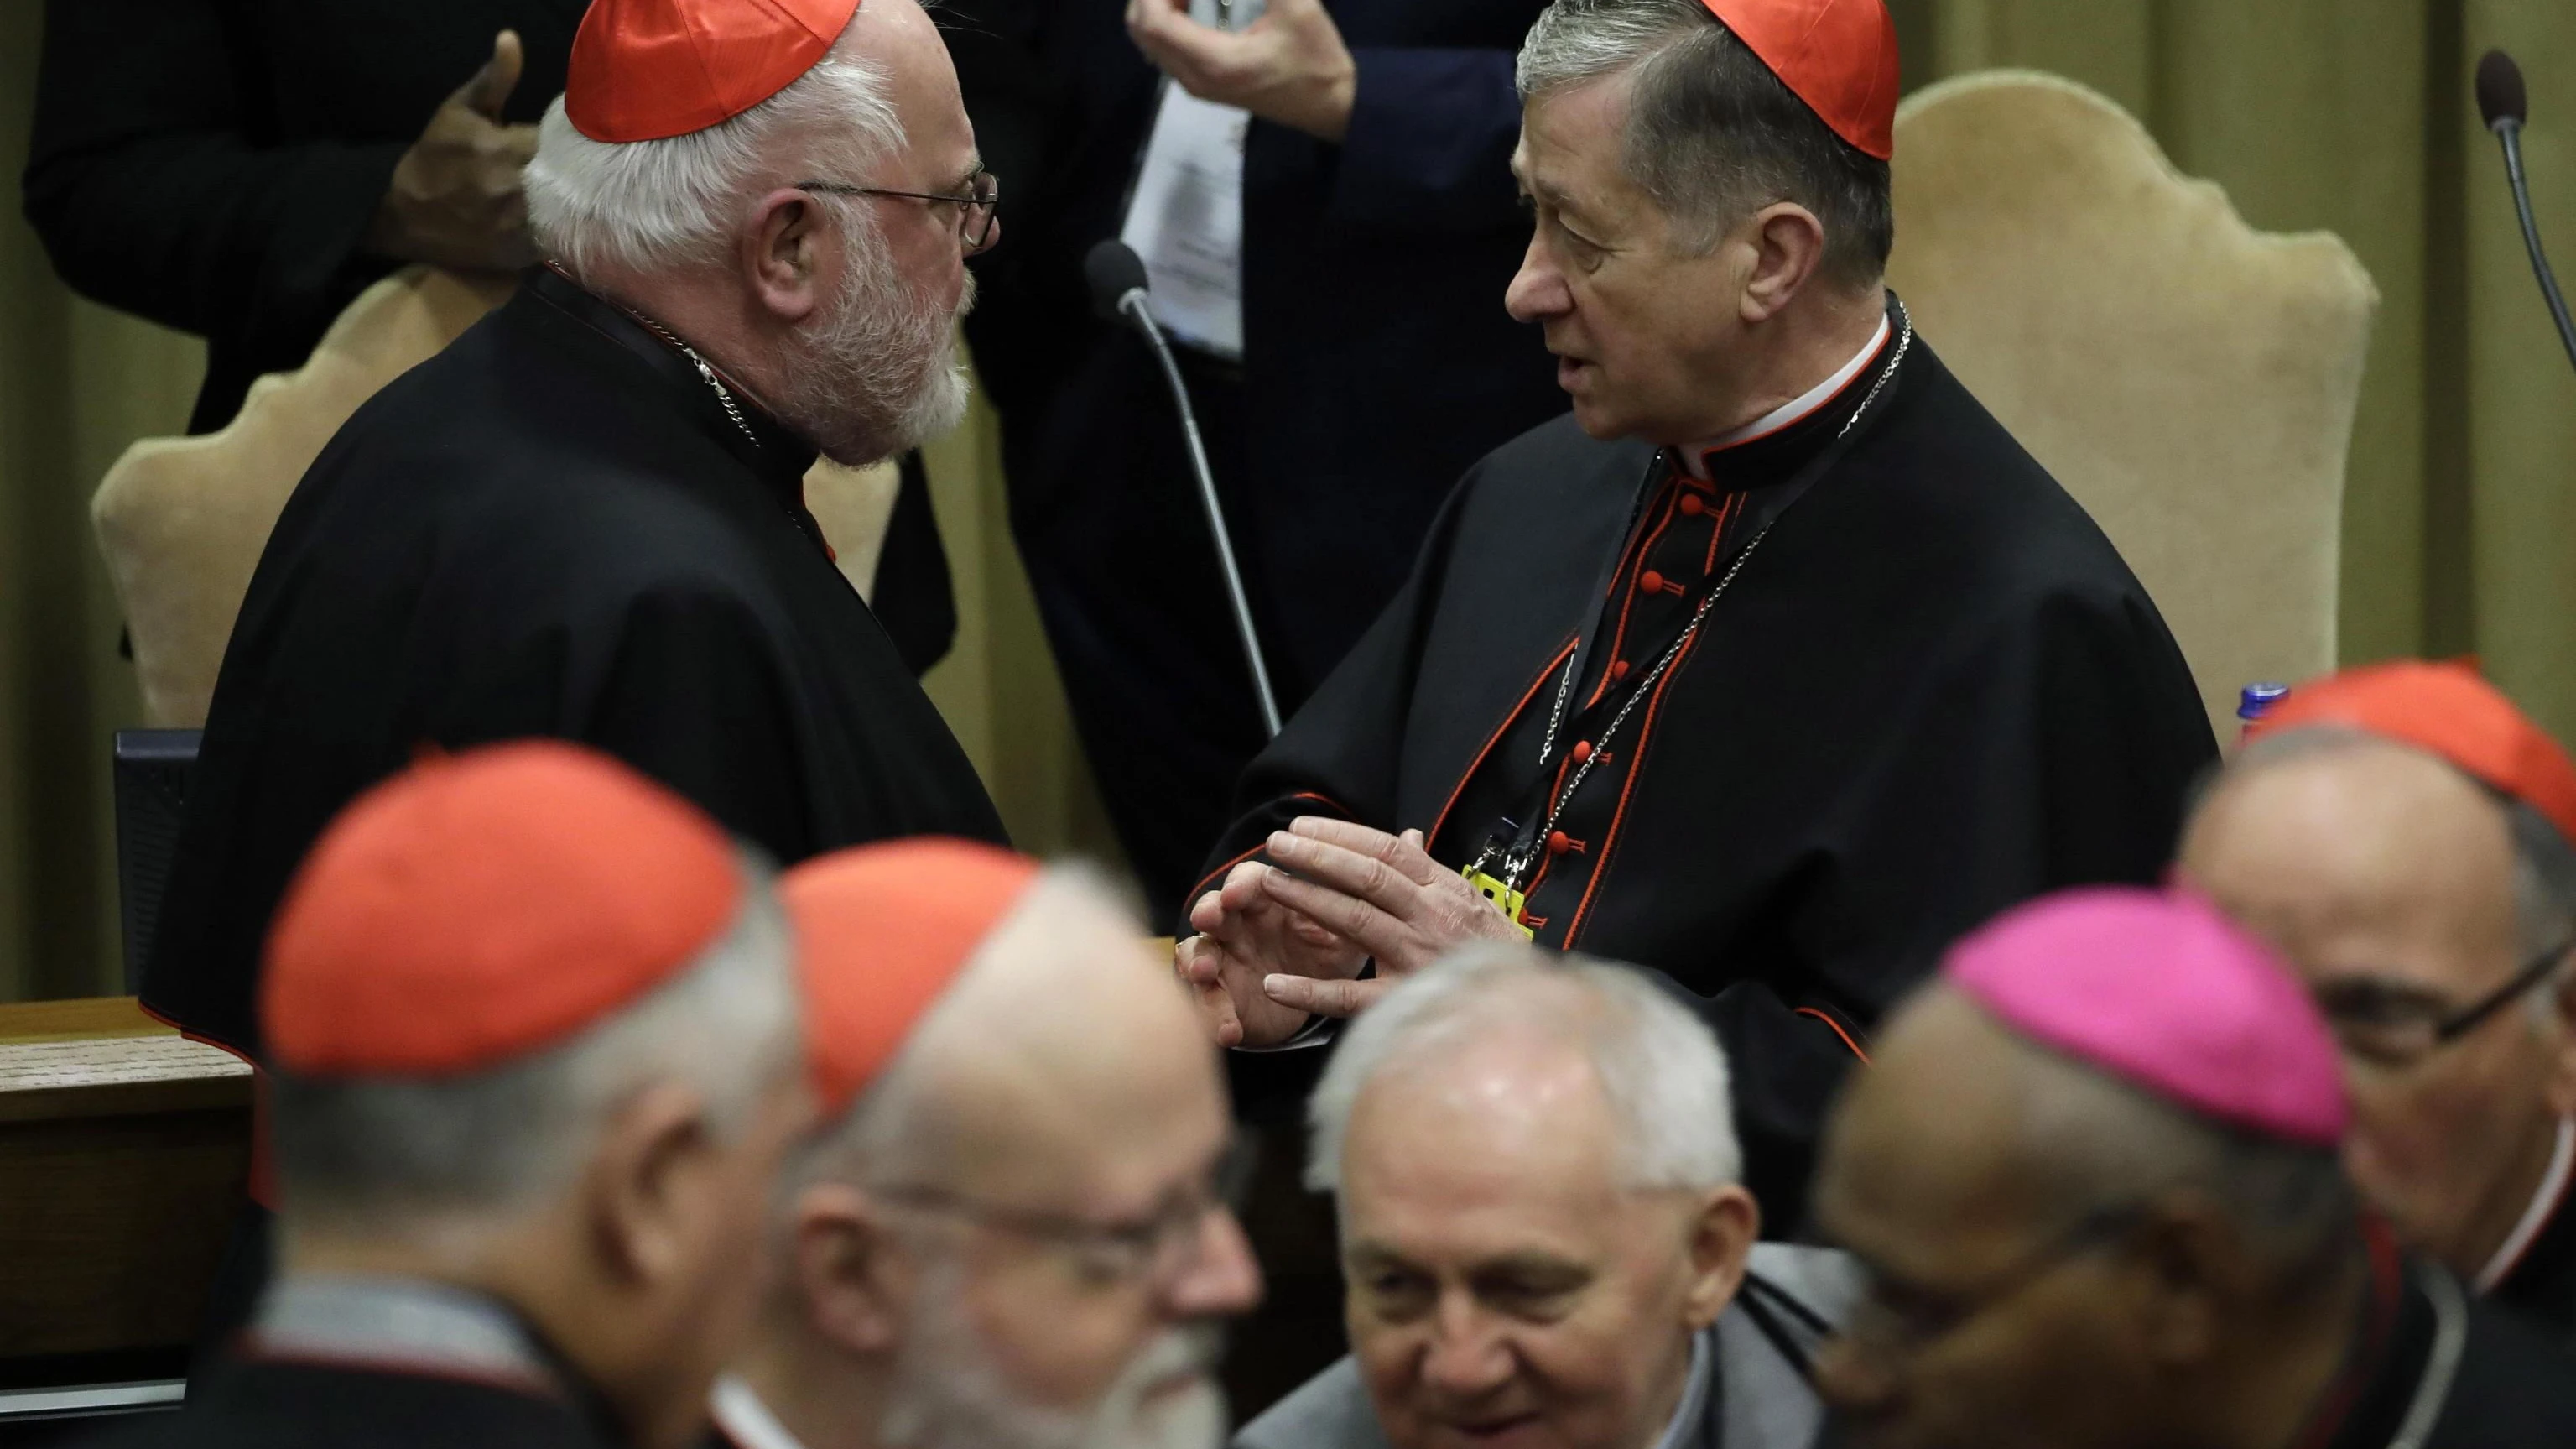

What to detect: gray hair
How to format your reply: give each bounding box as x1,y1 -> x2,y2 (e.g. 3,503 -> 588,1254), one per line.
273,851 -> 800,1245
1515,0 -> 1892,284
1304,945 -> 1741,1196
524,27 -> 903,279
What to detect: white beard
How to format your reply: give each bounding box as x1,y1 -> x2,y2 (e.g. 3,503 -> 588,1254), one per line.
776,241 -> 976,468
878,1276 -> 1228,1449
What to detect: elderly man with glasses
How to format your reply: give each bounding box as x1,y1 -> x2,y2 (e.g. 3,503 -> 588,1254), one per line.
2178,660 -> 2576,1347
150,0 -> 1011,1191
1812,886 -> 2576,1449
711,837 -> 1262,1449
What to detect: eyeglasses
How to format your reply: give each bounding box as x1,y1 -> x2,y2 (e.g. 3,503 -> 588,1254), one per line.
872,1135 -> 1255,1289
2312,936 -> 2576,1069
797,169 -> 1001,253
1835,1203 -> 2146,1360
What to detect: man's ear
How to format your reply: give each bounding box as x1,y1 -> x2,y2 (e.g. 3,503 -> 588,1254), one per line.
1736,201 -> 1829,326
587,1081 -> 723,1289
743,186 -> 830,324
794,1183 -> 913,1355
1679,1185 -> 1762,1330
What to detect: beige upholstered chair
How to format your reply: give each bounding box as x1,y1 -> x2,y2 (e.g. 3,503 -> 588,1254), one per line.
93,266 -> 902,727
1887,71 -> 2379,739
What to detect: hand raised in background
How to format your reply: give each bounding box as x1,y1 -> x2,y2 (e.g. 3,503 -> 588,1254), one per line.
1126,0 -> 1358,143
367,30 -> 543,273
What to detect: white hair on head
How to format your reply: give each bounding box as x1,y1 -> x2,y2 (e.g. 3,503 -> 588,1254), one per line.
1304,943 -> 1741,1196
272,848 -> 800,1250
524,30 -> 903,279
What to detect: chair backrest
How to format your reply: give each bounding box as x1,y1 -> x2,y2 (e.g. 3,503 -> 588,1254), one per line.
1886,71 -> 2379,739
92,267 -> 900,727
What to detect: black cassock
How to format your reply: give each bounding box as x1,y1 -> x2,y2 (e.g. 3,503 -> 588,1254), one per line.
2490,1186 -> 2576,1349
1194,303 -> 2217,1224
2308,1254 -> 2576,1448
89,1356 -> 616,1449
148,265 -> 1006,1061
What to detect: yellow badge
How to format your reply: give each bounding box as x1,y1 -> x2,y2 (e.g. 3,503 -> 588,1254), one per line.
1460,864 -> 1537,941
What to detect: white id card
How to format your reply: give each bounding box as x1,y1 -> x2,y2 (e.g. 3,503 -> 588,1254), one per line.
1117,0 -> 1266,360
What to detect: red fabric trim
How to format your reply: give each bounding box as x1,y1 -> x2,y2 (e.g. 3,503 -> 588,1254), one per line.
1429,636 -> 1579,849
2286,1219 -> 2407,1449
1797,1007 -> 1871,1064
1184,794 -> 1346,910
1563,624 -> 1704,944
1586,475 -> 1681,711
1702,493 -> 1743,576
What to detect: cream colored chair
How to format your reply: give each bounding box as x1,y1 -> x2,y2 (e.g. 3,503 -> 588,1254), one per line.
93,266 -> 901,727
1887,71 -> 2379,739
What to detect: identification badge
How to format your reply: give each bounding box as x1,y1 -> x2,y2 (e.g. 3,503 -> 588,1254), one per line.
1460,864 -> 1537,941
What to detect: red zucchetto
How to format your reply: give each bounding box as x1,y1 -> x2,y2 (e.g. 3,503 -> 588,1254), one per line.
782,838 -> 1040,1118
263,741 -> 745,1077
1703,0 -> 1901,161
2246,659 -> 2576,848
566,0 -> 865,143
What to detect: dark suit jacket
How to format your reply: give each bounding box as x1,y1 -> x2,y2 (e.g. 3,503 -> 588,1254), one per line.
952,0 -> 1564,692
23,0 -> 589,433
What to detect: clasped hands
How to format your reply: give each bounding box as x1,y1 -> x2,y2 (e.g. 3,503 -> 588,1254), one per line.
1175,818 -> 1527,1046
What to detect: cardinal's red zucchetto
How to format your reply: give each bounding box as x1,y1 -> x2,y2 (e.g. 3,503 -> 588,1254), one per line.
263,741 -> 746,1077
1703,0 -> 1901,161
781,838 -> 1040,1118
567,0 -> 865,143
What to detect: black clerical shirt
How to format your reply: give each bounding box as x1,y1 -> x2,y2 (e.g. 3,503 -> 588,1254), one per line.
147,265 -> 1006,1060
1194,301 -> 2217,1224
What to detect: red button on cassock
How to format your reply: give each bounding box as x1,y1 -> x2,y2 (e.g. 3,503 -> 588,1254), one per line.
1679,493 -> 1706,517
1637,569 -> 1665,594
1570,740 -> 1593,764
1547,831 -> 1572,856
1610,660 -> 1631,681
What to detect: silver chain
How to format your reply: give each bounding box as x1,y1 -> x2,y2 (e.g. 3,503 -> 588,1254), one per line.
1496,310 -> 1915,887
631,315 -> 763,451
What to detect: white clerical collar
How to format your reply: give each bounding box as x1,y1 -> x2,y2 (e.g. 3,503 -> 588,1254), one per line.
2476,1114 -> 2576,1292
251,1274 -> 549,1388
1678,315 -> 1894,481
712,1374 -> 810,1449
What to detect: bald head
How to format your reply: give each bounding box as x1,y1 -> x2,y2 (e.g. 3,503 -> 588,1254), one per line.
2179,731 -> 2576,1283
2182,736 -> 2522,989
820,866 -> 1215,1206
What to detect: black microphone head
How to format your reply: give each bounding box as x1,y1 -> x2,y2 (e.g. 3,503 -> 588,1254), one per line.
1085,240 -> 1150,322
2479,50 -> 2529,132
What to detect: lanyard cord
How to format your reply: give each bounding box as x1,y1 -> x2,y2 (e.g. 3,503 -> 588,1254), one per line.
1491,311 -> 1915,890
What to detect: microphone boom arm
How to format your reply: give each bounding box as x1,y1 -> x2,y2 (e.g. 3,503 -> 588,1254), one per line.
2495,120 -> 2576,376
1121,291 -> 1285,738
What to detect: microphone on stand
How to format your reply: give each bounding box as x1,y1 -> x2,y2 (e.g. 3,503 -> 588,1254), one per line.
2477,50 -> 2576,376
1084,239 -> 1283,738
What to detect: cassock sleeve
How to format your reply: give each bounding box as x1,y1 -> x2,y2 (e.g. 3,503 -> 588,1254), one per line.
1673,583 -> 2219,1226
20,0 -> 403,362
1326,48 -> 1525,233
